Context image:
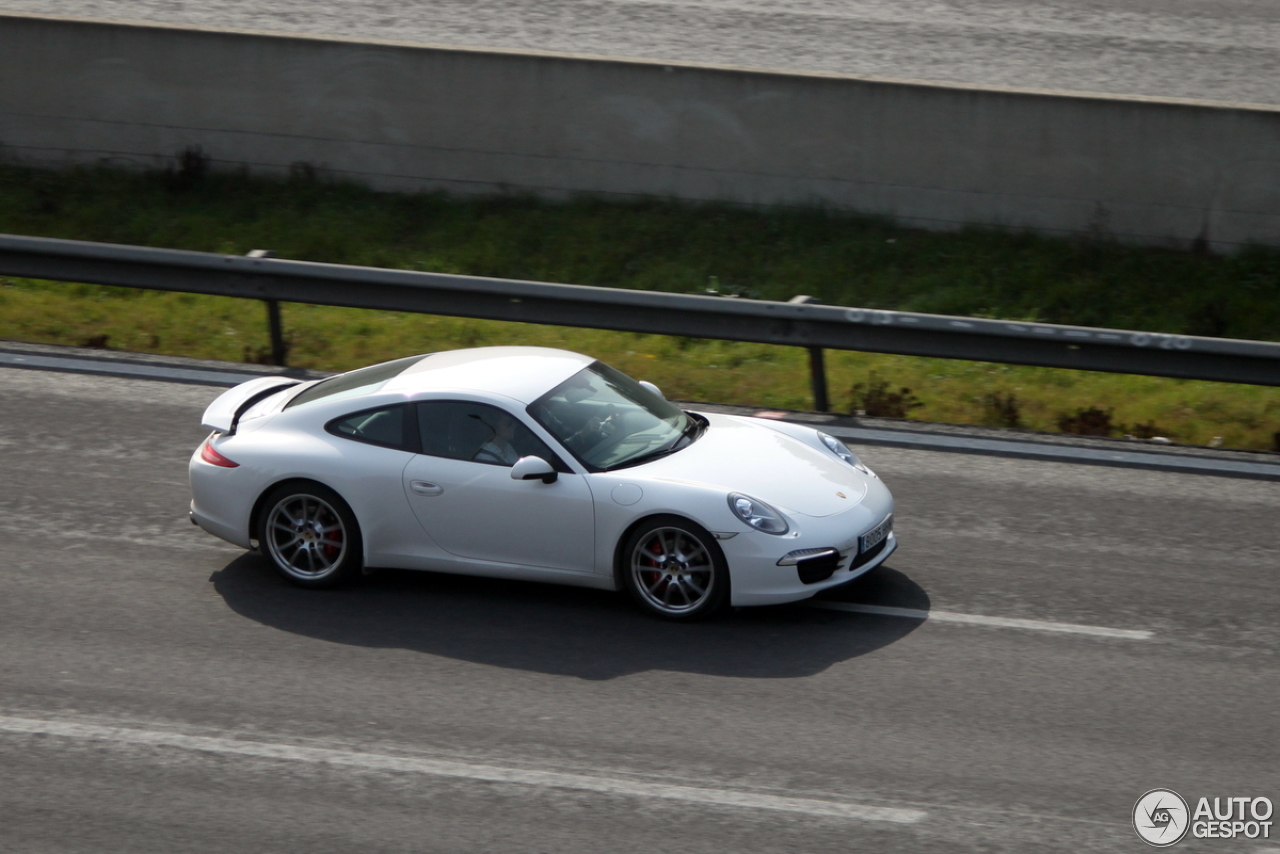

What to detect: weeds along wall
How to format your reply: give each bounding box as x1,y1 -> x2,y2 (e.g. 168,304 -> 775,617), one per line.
3,12 -> 1279,251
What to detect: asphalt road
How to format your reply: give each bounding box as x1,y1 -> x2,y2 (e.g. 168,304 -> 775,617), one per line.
5,0 -> 1280,105
1,363 -> 1276,853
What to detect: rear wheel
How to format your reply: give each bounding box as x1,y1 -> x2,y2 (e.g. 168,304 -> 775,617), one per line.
258,483 -> 362,588
622,516 -> 729,620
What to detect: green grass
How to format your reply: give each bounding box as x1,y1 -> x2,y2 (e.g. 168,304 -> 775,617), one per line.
1,162 -> 1278,450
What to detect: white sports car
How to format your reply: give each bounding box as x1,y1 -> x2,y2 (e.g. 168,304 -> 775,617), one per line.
189,347 -> 896,619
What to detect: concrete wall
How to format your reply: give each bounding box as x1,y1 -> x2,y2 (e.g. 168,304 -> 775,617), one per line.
3,12 -> 1279,251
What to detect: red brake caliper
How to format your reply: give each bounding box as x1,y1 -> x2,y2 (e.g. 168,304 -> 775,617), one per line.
644,539 -> 664,590
322,521 -> 342,560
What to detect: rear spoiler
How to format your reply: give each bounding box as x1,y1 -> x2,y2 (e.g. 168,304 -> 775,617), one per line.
201,376 -> 302,433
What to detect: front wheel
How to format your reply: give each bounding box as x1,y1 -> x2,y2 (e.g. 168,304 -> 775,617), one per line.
621,516 -> 729,620
257,482 -> 363,588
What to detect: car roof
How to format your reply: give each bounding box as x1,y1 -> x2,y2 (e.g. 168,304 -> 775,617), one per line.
382,346 -> 595,403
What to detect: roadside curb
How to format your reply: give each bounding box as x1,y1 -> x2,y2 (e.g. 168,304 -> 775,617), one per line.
818,422 -> 1280,481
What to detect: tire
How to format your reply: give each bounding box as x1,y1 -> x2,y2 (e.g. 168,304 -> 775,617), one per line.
257,482 -> 363,588
621,516 -> 729,620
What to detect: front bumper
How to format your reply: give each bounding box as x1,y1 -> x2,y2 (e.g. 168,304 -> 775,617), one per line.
720,481 -> 897,606
727,532 -> 897,606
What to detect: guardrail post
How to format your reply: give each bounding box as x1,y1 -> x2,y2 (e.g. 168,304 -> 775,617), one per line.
265,299 -> 286,366
247,250 -> 286,366
790,295 -> 830,412
807,347 -> 830,412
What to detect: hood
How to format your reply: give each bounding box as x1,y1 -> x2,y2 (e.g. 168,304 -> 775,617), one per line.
634,414 -> 868,518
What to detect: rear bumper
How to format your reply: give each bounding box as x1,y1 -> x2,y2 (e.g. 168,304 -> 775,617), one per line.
189,500 -> 253,550
189,444 -> 259,550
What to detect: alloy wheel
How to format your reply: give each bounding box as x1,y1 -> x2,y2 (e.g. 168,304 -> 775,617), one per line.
264,493 -> 348,580
629,526 -> 716,616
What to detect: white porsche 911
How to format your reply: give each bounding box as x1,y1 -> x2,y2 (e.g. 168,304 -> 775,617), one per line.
190,347 -> 896,619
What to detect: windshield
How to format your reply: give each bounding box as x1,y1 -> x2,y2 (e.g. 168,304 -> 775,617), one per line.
528,362 -> 695,471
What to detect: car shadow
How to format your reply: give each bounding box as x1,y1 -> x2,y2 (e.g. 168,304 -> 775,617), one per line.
210,555 -> 929,681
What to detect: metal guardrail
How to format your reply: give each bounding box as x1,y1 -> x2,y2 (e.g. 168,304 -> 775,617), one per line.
2,233 -> 1279,409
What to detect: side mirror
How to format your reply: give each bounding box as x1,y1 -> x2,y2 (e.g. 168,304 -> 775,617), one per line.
638,380 -> 665,400
510,455 -> 558,484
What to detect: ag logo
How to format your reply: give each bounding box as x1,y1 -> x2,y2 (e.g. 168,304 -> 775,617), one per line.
1134,789 -> 1191,846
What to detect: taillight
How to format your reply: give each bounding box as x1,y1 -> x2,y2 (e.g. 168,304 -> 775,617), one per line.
200,438 -> 239,468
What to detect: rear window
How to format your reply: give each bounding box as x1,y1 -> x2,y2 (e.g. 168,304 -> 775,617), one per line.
284,356 -> 423,410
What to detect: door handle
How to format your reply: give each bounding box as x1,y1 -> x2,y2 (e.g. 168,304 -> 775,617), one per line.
410,480 -> 444,496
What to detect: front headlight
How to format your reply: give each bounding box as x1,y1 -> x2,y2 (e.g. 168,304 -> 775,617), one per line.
818,432 -> 873,475
728,493 -> 789,535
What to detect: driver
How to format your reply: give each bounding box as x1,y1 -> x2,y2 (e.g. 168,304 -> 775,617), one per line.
473,411 -> 522,465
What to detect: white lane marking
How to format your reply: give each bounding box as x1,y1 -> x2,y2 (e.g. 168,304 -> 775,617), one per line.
810,601 -> 1153,640
0,716 -> 924,824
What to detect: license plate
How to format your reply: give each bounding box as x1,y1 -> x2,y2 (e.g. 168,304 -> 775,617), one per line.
859,515 -> 892,552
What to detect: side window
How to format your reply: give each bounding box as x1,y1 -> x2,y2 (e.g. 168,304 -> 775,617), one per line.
416,401 -> 559,468
327,405 -> 413,450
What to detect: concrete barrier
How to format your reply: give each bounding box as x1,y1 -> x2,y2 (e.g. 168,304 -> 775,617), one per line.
2,12 -> 1278,251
